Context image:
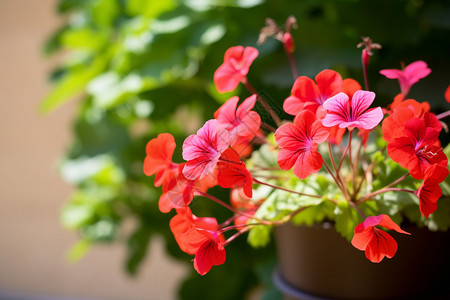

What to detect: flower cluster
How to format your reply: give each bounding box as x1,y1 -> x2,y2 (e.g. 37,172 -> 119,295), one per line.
144,30 -> 450,274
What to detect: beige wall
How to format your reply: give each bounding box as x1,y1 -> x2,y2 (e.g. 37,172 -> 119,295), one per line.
0,1 -> 186,299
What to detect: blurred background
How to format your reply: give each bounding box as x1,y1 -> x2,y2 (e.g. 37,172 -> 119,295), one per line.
0,0 -> 449,299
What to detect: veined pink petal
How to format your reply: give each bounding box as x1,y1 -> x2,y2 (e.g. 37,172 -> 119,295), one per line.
214,96 -> 239,125
322,91 -> 382,130
351,90 -> 375,118
353,107 -> 384,130
182,119 -> 230,180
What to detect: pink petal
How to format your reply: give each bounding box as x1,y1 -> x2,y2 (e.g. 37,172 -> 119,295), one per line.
236,94 -> 257,117
404,60 -> 431,85
350,90 -> 375,119
379,69 -> 404,79
213,64 -> 242,93
354,107 -> 384,130
214,96 -> 239,124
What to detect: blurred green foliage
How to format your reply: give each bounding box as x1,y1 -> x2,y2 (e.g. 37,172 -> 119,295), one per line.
45,0 -> 450,298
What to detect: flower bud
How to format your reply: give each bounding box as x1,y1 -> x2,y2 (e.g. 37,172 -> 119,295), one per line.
282,32 -> 295,54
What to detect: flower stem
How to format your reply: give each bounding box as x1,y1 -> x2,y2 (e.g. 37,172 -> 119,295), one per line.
359,187 -> 415,203
253,178 -> 322,198
198,191 -> 271,224
241,77 -> 282,127
286,51 -> 298,79
260,121 -> 276,132
436,110 -> 450,120
323,161 -> 349,201
337,130 -> 353,172
224,226 -> 251,245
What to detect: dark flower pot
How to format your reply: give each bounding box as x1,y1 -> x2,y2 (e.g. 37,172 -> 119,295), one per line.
274,222 -> 450,300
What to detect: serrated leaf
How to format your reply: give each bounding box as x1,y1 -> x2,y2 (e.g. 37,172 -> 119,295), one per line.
291,201 -> 336,226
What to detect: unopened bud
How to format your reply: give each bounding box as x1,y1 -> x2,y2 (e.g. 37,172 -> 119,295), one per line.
362,49 -> 370,66
282,32 -> 295,54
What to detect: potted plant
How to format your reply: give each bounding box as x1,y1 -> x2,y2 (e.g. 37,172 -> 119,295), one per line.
143,17 -> 450,299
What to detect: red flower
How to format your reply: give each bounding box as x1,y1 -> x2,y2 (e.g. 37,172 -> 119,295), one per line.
143,133 -> 178,187
416,164 -> 449,218
182,119 -> 230,180
169,207 -> 219,255
283,69 -> 344,115
382,99 -> 441,143
230,188 -> 262,229
275,110 -> 329,179
176,215 -> 226,275
191,230 -> 226,275
321,90 -> 383,131
387,118 -> 447,179
351,214 -> 410,263
214,94 -> 261,142
380,61 -> 431,97
217,148 -> 253,198
159,164 -> 217,213
214,46 -> 258,93
445,84 -> 450,103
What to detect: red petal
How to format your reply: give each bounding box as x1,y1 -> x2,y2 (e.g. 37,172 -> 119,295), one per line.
143,133 -> 176,177
365,228 -> 398,263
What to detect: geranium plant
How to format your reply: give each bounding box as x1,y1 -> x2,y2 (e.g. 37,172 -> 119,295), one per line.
144,18 -> 450,275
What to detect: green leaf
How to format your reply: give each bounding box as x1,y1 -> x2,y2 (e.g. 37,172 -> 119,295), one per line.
248,225 -> 272,248
66,239 -> 91,263
126,0 -> 176,18
426,197 -> 450,231
334,202 -> 363,241
291,201 -> 336,226
126,222 -> 152,275
40,55 -> 108,113
61,203 -> 94,229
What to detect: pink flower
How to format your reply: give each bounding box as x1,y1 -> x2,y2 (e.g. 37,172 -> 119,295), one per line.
182,119 -> 230,180
214,94 -> 261,142
321,90 -> 383,130
416,164 -> 449,218
351,214 -> 410,263
214,46 -> 258,93
275,110 -> 329,179
380,61 -> 431,97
